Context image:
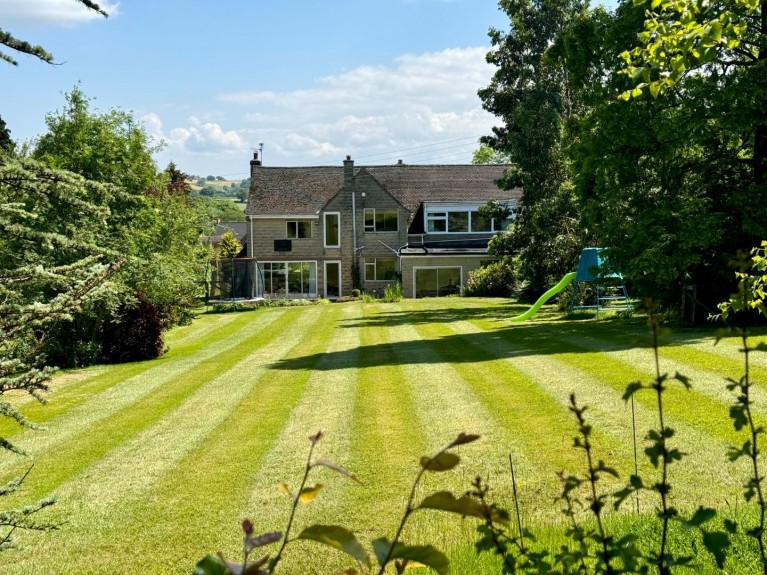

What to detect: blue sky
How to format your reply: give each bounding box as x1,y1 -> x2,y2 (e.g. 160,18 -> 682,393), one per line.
3,1 -> 511,178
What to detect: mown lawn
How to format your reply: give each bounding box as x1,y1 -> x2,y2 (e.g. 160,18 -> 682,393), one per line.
2,298 -> 767,574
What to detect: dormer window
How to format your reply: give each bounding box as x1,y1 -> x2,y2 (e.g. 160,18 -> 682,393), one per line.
424,202 -> 515,234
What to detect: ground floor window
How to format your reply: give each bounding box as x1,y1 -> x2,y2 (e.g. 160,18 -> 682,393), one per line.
364,257 -> 398,281
414,267 -> 461,298
257,261 -> 317,298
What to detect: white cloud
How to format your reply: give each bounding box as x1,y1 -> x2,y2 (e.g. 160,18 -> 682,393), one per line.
142,112 -> 248,160
146,46 -> 499,175
0,0 -> 120,27
219,46 -> 498,166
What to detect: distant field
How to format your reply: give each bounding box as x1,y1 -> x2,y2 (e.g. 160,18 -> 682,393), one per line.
187,179 -> 243,192
2,299 -> 766,573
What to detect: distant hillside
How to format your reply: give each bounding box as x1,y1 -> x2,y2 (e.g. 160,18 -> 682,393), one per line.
187,177 -> 250,202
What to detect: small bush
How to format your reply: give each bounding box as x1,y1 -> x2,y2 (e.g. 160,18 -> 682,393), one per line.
464,260 -> 516,297
381,282 -> 403,302
351,288 -> 361,298
207,301 -> 261,314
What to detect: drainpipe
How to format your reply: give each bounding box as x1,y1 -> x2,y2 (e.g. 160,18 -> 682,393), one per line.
249,214 -> 257,298
344,155 -> 357,285
352,189 -> 358,258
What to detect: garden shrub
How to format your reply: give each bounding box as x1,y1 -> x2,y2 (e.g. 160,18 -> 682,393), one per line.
99,296 -> 165,363
464,259 -> 517,297
207,301 -> 261,314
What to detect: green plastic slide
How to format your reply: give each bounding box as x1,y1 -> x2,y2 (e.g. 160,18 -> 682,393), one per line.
510,271 -> 577,322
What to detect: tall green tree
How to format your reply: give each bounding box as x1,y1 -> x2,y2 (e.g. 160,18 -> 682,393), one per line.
479,0 -> 592,299
567,0 -> 767,310
621,0 -> 766,187
32,89 -> 211,365
1,154 -> 120,547
1,0 -> 107,65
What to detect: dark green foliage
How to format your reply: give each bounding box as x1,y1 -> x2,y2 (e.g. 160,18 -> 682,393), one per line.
34,86 -> 159,200
197,197 -> 246,222
465,260 -> 517,297
479,0 -> 592,300
26,88 -> 212,366
0,116 -> 12,151
99,296 -> 165,364
567,0 -> 767,311
1,154 -> 119,547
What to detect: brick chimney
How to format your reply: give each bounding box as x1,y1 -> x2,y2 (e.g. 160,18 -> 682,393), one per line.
250,152 -> 262,178
343,155 -> 354,191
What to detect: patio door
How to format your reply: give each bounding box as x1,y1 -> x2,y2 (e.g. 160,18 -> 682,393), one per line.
414,267 -> 462,298
324,261 -> 342,298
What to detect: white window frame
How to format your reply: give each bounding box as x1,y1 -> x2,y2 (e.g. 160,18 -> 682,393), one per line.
364,257 -> 398,281
286,220 -> 312,239
324,260 -> 342,298
426,211 -> 448,233
363,208 -> 399,233
423,202 -> 517,234
257,260 -> 318,299
323,212 -> 341,248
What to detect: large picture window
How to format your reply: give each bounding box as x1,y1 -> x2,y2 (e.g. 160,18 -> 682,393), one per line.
364,257 -> 398,281
286,221 -> 312,239
324,212 -> 340,248
424,204 -> 515,234
258,261 -> 317,298
364,208 -> 398,232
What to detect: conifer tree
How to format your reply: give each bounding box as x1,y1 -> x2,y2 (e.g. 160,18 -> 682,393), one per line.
0,154 -> 119,547
0,116 -> 12,151
1,0 -> 107,66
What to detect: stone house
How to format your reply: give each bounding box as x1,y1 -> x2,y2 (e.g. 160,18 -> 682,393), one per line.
243,153 -> 520,299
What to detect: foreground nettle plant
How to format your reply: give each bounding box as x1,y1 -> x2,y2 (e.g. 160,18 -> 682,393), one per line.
193,431 -> 484,575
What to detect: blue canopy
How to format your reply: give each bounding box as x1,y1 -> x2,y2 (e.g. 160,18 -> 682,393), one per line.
575,248 -> 622,282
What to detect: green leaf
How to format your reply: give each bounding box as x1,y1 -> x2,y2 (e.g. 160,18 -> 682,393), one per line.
420,452 -> 460,472
702,531 -> 730,568
299,483 -> 323,503
297,525 -> 370,568
372,538 -> 448,575
193,555 -> 232,575
418,491 -> 509,524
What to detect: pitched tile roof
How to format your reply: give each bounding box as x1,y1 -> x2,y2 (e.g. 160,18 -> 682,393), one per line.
245,163 -> 519,216
362,164 -> 519,213
246,167 -> 343,215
